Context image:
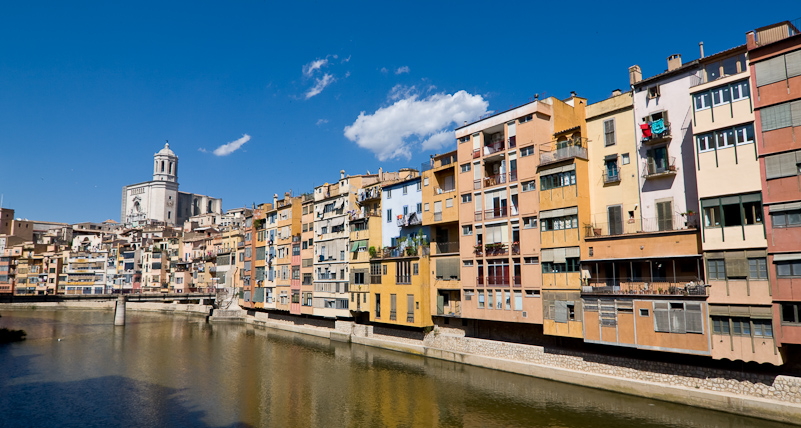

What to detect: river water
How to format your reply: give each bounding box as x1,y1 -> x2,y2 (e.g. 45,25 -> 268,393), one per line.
0,309 -> 791,428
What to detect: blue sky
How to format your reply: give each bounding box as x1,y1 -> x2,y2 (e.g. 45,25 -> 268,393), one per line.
0,1 -> 795,223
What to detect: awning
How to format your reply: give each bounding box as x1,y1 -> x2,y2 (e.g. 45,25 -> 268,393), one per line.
330,216 -> 345,227
540,206 -> 578,219
769,201 -> 801,213
773,253 -> 801,262
539,163 -> 576,176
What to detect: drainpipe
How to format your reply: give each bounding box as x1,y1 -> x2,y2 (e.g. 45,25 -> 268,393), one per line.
631,85 -> 645,231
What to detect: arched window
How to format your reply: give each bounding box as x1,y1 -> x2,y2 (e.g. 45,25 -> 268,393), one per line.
208,201 -> 213,213
161,161 -> 165,172
169,162 -> 173,174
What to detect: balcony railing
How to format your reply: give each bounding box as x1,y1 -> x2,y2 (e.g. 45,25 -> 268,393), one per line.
397,213 -> 422,227
581,278 -> 707,296
509,170 -> 517,182
513,275 -> 521,286
483,173 -> 507,188
584,213 -> 699,237
474,212 -> 483,221
642,157 -> 677,179
484,140 -> 505,156
508,136 -> 516,148
476,276 -> 484,286
486,275 -> 509,286
539,145 -> 588,166
484,206 -> 508,221
641,121 -> 672,144
603,170 -> 621,184
435,241 -> 459,254
484,243 -> 508,257
472,149 -> 481,159
435,186 -> 456,195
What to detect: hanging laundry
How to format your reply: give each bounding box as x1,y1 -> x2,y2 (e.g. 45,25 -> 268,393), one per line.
640,123 -> 652,139
651,118 -> 665,135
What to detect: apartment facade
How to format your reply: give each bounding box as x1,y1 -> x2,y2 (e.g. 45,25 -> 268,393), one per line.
300,195 -> 315,314
456,100 -> 552,327
748,20 -> 801,354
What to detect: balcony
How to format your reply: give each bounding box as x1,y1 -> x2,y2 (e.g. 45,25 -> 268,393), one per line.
585,213 -> 699,237
357,187 -> 381,203
474,212 -> 483,221
508,136 -> 516,149
539,144 -> 588,166
483,243 -> 508,257
581,279 -> 708,297
486,275 -> 509,286
484,140 -> 505,156
472,148 -> 481,159
476,276 -> 484,286
509,170 -> 517,182
434,241 -> 459,254
379,245 -> 429,259
640,120 -> 672,145
603,170 -> 621,184
484,206 -> 508,221
483,173 -> 507,188
511,242 -> 520,255
642,157 -> 677,179
435,186 -> 456,195
396,213 -> 422,227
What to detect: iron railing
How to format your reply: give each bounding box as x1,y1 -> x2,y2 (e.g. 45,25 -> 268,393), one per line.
539,145 -> 588,166
642,156 -> 677,178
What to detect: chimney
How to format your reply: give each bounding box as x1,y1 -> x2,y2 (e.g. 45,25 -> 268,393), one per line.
378,167 -> 383,180
612,89 -> 622,97
284,191 -> 291,200
667,54 -> 682,71
273,193 -> 278,208
534,93 -> 539,100
699,42 -> 705,58
570,91 -> 577,97
628,65 -> 642,85
340,170 -> 345,180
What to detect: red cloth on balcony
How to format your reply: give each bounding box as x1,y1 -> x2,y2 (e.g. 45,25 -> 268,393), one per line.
640,123 -> 652,138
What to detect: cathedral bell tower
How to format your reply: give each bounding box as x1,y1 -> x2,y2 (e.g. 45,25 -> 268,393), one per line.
153,142 -> 178,182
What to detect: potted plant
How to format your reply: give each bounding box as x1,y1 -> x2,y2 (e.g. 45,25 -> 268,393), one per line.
368,246 -> 377,258
405,246 -> 416,256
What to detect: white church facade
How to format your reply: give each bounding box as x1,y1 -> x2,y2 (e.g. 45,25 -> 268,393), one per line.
121,143 -> 222,226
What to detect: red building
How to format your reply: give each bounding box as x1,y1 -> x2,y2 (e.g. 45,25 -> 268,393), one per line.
748,19 -> 801,351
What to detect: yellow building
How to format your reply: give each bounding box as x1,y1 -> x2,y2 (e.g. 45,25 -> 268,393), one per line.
274,193 -> 302,312
538,94 -> 588,339
348,181 -> 382,322
422,151 -> 462,318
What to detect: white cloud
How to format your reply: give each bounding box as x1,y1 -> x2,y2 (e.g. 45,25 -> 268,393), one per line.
305,74 -> 335,99
380,67 -> 388,74
388,84 -> 416,101
316,119 -> 329,126
342,55 -> 351,63
421,130 -> 454,151
344,90 -> 488,161
213,134 -> 251,156
302,58 -> 328,77
395,66 -> 410,75
197,147 -> 208,153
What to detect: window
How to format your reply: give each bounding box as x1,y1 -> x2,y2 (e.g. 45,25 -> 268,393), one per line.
753,319 -> 774,337
524,257 -> 539,264
701,194 -> 763,227
519,114 -> 533,124
694,92 -> 712,111
523,216 -> 537,229
458,136 -> 470,144
715,128 -> 735,149
520,145 -> 534,157
731,80 -> 750,102
521,180 -> 536,192
639,308 -> 649,317
711,85 -> 731,107
540,215 -> 578,231
647,85 -> 660,99
761,100 -> 797,132
424,203 -> 429,211
461,193 -> 472,203
478,291 -> 485,308
417,181 -> 422,191
387,189 -> 391,199
445,198 -> 453,208
541,258 -> 580,273
424,177 -> 429,186
697,133 -> 714,153
403,205 -> 409,215
462,225 -> 473,236
354,272 -> 365,284
764,149 -> 801,179
748,258 -> 768,280
540,170 -> 576,190
755,50 -> 801,87
461,163 -> 471,173
707,259 -> 725,280
403,185 -> 408,195
463,260 -> 474,266
771,209 -> 801,228
783,303 -> 801,324
777,260 -> 801,278
417,203 -> 422,213
386,209 -> 392,223
622,153 -> 630,165
603,118 -> 616,146
413,263 -> 419,275
653,302 -> 704,334
525,290 -> 540,297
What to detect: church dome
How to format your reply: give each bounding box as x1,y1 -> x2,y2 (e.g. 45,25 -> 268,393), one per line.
157,143 -> 176,157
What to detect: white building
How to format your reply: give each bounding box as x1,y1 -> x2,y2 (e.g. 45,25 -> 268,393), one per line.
121,143 -> 222,227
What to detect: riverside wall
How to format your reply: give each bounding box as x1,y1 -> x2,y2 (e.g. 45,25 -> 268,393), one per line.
4,302 -> 800,424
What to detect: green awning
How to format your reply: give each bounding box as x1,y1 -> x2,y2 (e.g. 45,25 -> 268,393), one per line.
351,240 -> 368,252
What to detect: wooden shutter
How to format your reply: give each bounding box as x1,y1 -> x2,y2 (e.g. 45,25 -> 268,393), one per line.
656,201 -> 673,231
390,294 -> 396,312
653,302 -> 670,332
785,50 -> 801,79
685,303 -> 704,333
407,294 -> 414,315
761,102 -> 793,131
608,206 -> 623,235
604,119 -> 616,146
755,56 -> 788,87
725,252 -> 749,278
669,304 -> 686,333
554,301 -> 568,323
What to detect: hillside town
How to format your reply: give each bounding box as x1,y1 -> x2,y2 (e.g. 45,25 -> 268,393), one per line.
3,19 -> 801,370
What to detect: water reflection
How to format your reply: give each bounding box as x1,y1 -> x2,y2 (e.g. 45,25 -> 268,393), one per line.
0,310 -> 793,428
